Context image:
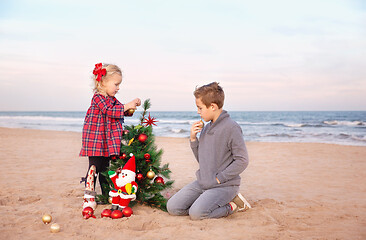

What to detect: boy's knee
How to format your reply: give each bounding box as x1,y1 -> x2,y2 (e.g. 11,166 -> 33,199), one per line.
188,206 -> 206,220
166,198 -> 174,215
166,198 -> 179,215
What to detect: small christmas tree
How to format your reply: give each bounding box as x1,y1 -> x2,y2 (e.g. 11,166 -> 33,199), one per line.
98,99 -> 174,211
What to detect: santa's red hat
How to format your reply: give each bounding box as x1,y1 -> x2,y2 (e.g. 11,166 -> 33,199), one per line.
122,154 -> 136,175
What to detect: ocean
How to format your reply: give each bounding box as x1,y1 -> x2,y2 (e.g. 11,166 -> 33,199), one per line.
0,111 -> 365,146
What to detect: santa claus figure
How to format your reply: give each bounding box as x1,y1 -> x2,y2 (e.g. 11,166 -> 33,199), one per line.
108,154 -> 138,211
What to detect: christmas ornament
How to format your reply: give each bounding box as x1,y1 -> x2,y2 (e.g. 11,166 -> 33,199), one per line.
128,138 -> 134,146
145,159 -> 151,163
50,223 -> 60,233
146,169 -> 155,179
123,129 -> 129,135
138,133 -> 148,143
154,176 -> 165,184
134,125 -> 142,130
199,119 -> 204,129
82,207 -> 96,219
122,207 -> 133,217
42,214 -> 52,224
127,109 -> 135,115
136,173 -> 143,181
142,113 -> 158,126
144,153 -> 150,159
120,153 -> 127,160
108,197 -> 113,204
111,210 -> 123,219
108,154 -> 138,211
101,209 -> 112,218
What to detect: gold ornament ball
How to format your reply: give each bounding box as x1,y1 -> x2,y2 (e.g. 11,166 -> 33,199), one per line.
108,197 -> 113,204
42,214 -> 52,224
127,109 -> 135,115
199,119 -> 204,129
50,223 -> 61,233
146,170 -> 155,179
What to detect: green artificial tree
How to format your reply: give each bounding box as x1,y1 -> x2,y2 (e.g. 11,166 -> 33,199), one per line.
97,99 -> 174,211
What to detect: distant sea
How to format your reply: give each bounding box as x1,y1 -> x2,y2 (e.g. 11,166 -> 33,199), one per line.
0,111 -> 365,146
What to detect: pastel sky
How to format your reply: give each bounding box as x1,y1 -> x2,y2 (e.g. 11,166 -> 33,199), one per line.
0,0 -> 365,111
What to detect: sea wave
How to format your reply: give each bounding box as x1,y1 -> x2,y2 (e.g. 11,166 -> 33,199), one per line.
323,120 -> 365,126
0,115 -> 84,122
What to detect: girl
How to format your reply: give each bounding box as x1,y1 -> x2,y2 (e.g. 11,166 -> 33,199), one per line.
80,63 -> 141,211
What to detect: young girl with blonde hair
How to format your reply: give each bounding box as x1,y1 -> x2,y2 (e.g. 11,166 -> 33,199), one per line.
80,63 -> 140,213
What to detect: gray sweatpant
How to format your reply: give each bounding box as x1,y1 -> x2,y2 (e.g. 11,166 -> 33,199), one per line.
167,180 -> 239,220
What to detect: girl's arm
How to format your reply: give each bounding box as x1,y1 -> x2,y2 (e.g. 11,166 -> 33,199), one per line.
93,94 -> 124,119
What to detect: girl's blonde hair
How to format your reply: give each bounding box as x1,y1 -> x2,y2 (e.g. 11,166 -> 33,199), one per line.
93,63 -> 122,94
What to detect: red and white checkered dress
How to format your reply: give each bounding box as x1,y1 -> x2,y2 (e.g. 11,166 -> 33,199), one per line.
80,94 -> 125,157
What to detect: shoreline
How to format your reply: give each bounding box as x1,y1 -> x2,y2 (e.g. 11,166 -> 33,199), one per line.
0,127 -> 365,239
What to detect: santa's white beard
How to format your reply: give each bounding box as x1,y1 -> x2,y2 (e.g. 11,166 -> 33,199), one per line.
115,172 -> 135,187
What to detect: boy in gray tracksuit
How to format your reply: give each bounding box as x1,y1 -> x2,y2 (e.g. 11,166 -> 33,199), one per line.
167,82 -> 251,220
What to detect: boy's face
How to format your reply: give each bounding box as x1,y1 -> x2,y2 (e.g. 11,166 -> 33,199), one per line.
195,97 -> 214,122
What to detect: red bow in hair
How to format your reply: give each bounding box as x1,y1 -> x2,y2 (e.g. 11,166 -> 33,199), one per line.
93,63 -> 106,81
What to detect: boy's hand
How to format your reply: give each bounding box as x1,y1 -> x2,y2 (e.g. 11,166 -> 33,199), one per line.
190,120 -> 203,142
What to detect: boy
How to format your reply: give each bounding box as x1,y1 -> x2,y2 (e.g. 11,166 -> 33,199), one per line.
167,82 -> 251,220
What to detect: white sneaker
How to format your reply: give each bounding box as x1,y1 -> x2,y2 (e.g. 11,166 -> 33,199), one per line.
231,193 -> 251,212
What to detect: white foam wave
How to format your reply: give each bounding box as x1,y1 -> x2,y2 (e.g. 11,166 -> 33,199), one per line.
323,120 -> 365,126
0,116 -> 84,122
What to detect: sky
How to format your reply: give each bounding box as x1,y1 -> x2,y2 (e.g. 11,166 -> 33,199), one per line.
0,0 -> 365,111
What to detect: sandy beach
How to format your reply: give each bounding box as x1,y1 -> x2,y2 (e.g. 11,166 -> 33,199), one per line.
0,127 -> 365,240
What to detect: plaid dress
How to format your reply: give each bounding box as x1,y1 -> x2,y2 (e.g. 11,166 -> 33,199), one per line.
80,94 -> 125,157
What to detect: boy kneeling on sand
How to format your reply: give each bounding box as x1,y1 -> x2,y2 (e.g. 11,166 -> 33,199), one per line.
167,82 -> 251,220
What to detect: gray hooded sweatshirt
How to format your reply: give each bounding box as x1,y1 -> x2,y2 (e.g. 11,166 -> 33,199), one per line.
190,110 -> 249,190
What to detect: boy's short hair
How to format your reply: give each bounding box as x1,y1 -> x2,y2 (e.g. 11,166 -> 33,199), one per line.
194,82 -> 225,109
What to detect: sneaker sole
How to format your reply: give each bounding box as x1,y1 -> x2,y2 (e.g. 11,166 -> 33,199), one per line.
237,193 -> 252,211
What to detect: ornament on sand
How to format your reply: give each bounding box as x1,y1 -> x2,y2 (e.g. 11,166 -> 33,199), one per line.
50,223 -> 61,233
82,207 -> 96,219
122,207 -> 133,217
101,209 -> 112,218
42,214 -> 52,224
111,210 -> 123,219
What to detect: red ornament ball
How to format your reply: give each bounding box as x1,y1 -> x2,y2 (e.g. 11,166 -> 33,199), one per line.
101,209 -> 112,218
138,133 -> 148,143
154,176 -> 165,184
136,173 -> 143,181
122,207 -> 133,217
111,210 -> 123,219
120,153 -> 127,160
82,207 -> 95,219
144,153 -> 150,159
145,159 -> 151,163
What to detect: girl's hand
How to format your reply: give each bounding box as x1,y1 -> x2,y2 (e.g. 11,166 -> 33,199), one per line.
190,121 -> 203,142
125,98 -> 141,110
133,98 -> 141,107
